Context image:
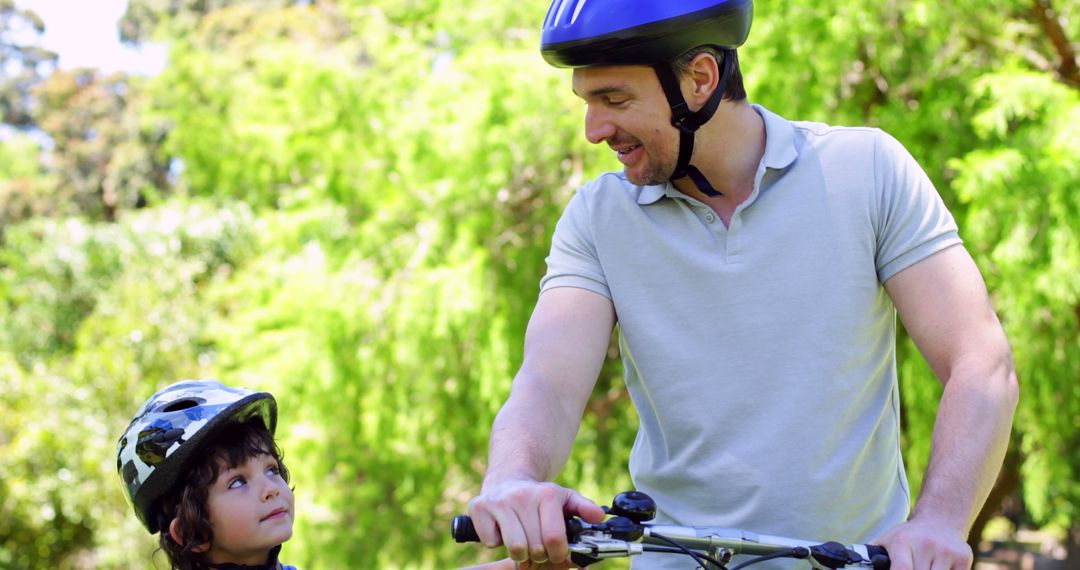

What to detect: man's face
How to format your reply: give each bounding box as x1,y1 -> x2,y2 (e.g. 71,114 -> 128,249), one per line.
572,65 -> 678,186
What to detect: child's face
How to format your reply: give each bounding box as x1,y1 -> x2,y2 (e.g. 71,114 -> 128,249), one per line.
204,452 -> 294,565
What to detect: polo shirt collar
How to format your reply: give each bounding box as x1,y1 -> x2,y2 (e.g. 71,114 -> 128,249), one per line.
635,104 -> 799,205
753,104 -> 798,172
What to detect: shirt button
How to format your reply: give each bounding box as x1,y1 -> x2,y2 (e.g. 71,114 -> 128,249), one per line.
705,213 -> 716,223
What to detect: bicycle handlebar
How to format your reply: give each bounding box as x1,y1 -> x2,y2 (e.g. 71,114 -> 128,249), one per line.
452,491 -> 891,570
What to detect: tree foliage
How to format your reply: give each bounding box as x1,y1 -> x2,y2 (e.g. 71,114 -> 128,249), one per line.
1,7 -> 168,226
951,67 -> 1080,528
118,0 -> 299,43
0,0 -> 56,128
0,202 -> 258,568
0,132 -> 50,228
33,69 -> 171,221
0,0 -> 1076,568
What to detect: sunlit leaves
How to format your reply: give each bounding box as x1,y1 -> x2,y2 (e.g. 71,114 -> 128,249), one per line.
2,0 -> 1078,567
0,201 -> 259,567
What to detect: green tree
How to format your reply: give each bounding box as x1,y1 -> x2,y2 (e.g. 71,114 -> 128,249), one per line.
951,66 -> 1079,534
0,132 -> 51,229
0,201 -> 260,568
141,2 -> 623,565
0,0 -> 56,128
0,0 -> 1077,567
119,0 -> 299,43
0,1 -> 55,228
32,69 -> 170,221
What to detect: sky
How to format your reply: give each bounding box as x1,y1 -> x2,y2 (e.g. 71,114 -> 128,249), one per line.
16,0 -> 167,75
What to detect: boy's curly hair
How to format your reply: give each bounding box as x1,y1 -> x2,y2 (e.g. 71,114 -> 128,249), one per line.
155,420 -> 290,570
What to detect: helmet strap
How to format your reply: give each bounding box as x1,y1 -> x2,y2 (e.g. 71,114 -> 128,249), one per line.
157,510 -> 174,538
207,544 -> 283,570
653,53 -> 732,197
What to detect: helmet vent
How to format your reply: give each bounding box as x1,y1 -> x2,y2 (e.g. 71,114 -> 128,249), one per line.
566,0 -> 586,25
162,398 -> 200,412
545,0 -> 585,28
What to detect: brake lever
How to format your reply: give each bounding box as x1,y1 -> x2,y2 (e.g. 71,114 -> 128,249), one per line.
808,542 -> 878,570
568,535 -> 644,567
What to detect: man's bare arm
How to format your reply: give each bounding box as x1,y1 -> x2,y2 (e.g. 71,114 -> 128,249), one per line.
470,287 -> 615,566
880,244 -> 1019,570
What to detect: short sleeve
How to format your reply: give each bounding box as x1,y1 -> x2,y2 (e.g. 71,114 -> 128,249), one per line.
539,188 -> 612,299
873,130 -> 962,283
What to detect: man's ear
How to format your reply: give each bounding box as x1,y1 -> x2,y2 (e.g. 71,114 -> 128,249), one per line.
169,517 -> 209,553
685,51 -> 721,105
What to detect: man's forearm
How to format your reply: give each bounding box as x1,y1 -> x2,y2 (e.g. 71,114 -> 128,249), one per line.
483,373 -> 586,489
913,354 -> 1019,532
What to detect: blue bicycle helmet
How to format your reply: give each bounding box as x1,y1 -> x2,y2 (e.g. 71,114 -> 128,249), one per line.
540,0 -> 754,197
541,0 -> 752,68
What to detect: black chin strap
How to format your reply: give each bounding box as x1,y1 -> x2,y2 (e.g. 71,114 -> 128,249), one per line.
653,53 -> 732,197
207,544 -> 282,570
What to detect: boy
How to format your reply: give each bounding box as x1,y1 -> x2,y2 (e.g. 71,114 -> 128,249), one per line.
117,379 -> 299,570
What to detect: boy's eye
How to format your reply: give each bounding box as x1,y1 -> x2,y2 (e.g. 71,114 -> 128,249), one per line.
228,476 -> 246,489
267,464 -> 281,476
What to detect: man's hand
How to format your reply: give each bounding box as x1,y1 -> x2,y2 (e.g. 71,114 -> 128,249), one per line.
514,560 -> 581,570
468,480 -> 606,566
458,558 -> 580,570
873,515 -> 973,570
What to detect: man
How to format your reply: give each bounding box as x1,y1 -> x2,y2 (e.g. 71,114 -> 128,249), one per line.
467,1 -> 1018,569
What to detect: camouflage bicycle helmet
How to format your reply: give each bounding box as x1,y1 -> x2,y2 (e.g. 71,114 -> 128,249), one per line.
116,379 -> 277,534
540,0 -> 753,197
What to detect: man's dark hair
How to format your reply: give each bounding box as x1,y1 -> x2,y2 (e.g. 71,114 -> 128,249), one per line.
670,47 -> 746,102
156,420 -> 290,570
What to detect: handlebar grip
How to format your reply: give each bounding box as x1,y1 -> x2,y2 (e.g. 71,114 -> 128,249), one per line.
865,545 -> 890,570
451,515 -> 481,543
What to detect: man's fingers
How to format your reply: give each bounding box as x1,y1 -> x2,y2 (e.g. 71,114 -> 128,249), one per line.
565,491 -> 605,523
505,513 -> 531,563
912,541 -> 933,570
517,559 -> 581,570
467,499 -> 507,549
469,510 -> 501,548
467,482 -> 597,567
873,517 -> 973,570
538,495 -> 570,563
885,540 -> 914,570
489,505 -> 530,562
523,510 -> 550,564
523,486 -> 565,563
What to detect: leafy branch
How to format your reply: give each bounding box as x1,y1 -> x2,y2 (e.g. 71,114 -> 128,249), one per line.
1031,0 -> 1079,88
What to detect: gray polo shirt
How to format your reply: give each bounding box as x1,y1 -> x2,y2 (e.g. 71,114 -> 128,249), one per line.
540,105 -> 960,566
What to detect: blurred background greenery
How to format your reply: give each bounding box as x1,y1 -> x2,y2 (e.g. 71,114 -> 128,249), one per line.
0,0 -> 1077,568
